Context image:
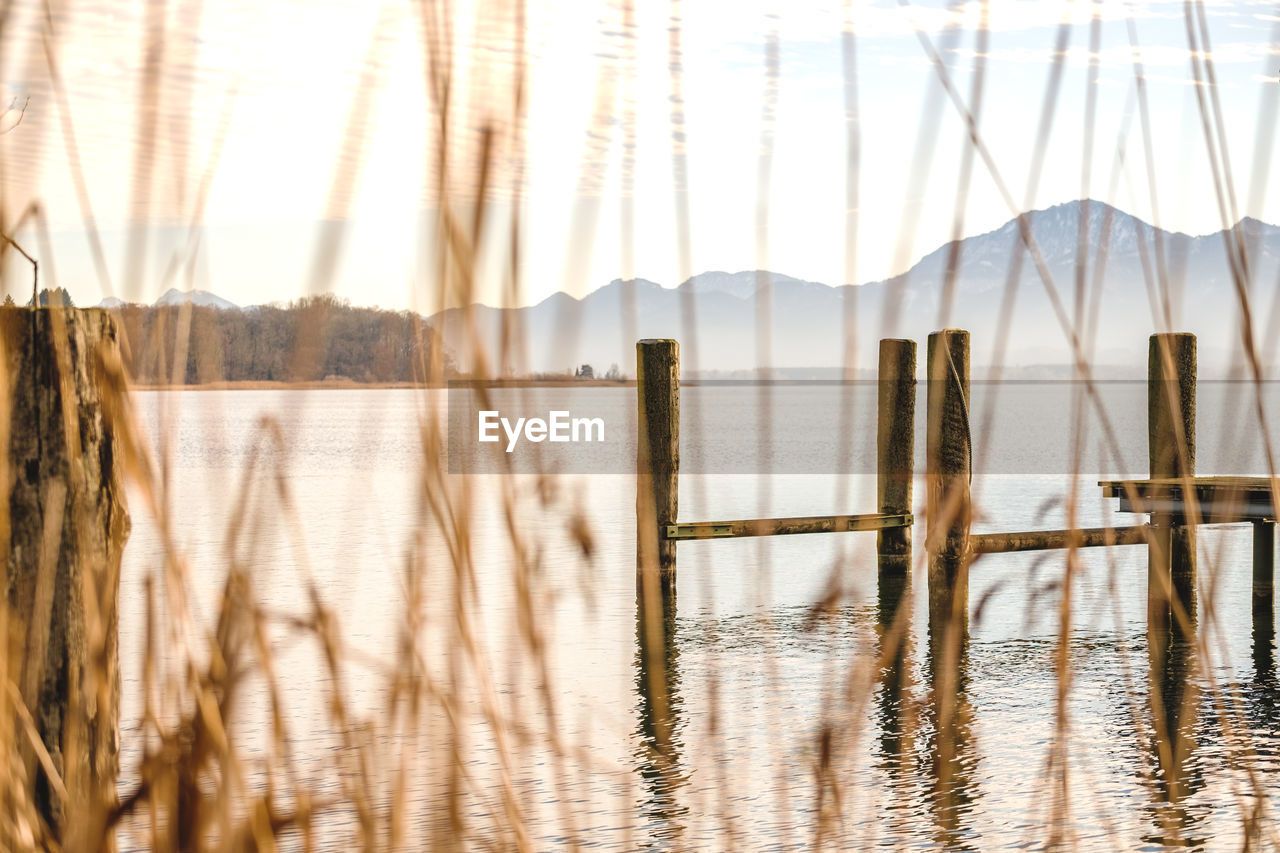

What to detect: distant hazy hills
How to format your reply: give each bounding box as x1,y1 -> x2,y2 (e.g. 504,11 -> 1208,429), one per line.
431,199 -> 1280,378
99,288 -> 239,311
95,200 -> 1280,378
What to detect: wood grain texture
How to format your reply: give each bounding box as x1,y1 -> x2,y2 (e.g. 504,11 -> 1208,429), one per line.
636,339 -> 679,591
971,525 -> 1148,554
2,308 -> 130,842
877,339 -> 916,579
926,329 -> 970,630
1148,332 -> 1196,639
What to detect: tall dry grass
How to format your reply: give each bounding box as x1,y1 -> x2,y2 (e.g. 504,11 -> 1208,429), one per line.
0,0 -> 1275,850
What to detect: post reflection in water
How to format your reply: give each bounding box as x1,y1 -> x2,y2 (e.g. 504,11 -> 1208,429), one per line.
870,569 -> 921,846
922,604 -> 981,851
633,589 -> 689,847
1143,631 -> 1206,848
875,571 -> 912,769
1253,591 -> 1275,696
1246,597 -> 1278,845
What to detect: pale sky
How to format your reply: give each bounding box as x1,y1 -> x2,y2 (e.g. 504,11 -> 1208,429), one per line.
0,0 -> 1275,310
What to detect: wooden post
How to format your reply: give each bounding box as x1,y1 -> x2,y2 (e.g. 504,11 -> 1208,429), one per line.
637,339 -> 679,593
875,340 -> 914,749
1148,332 -> 1196,641
1253,536 -> 1275,685
2,308 -> 129,844
926,329 -> 971,631
877,339 -> 916,581
916,331 -> 973,833
1254,521 -> 1274,618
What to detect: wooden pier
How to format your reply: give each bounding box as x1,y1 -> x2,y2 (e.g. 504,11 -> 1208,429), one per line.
632,327 -> 1257,818
1100,475 -> 1278,618
636,329 -> 1276,633
635,337 -> 918,596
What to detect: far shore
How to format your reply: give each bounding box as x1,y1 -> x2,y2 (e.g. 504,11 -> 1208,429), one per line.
132,378 -> 638,391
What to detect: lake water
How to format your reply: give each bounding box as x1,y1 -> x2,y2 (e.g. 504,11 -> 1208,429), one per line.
118,384 -> 1280,850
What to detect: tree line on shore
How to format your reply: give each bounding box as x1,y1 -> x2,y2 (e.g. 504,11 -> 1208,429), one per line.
105,294 -> 454,385
14,288 -> 630,384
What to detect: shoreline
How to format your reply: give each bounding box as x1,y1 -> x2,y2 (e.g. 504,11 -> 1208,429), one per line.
132,378 -> 638,391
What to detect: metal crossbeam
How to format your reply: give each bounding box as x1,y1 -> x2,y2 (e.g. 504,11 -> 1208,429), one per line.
664,512 -> 912,541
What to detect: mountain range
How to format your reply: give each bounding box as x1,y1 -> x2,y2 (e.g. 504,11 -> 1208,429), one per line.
431,199 -> 1280,378
96,200 -> 1280,378
99,288 -> 239,311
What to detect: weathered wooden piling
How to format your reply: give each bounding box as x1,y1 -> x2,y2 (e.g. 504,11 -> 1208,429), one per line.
1148,333 -> 1196,639
1254,521 -> 1274,617
2,308 -> 129,842
875,333 -> 914,757
926,329 -> 971,629
637,339 -> 679,592
877,339 -> 916,581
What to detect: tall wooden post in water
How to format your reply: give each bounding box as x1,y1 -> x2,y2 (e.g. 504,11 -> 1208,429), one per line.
3,308 -> 129,844
1148,333 -> 1196,641
1254,521 -> 1275,618
926,329 -> 971,631
637,339 -> 679,593
877,339 -> 916,583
